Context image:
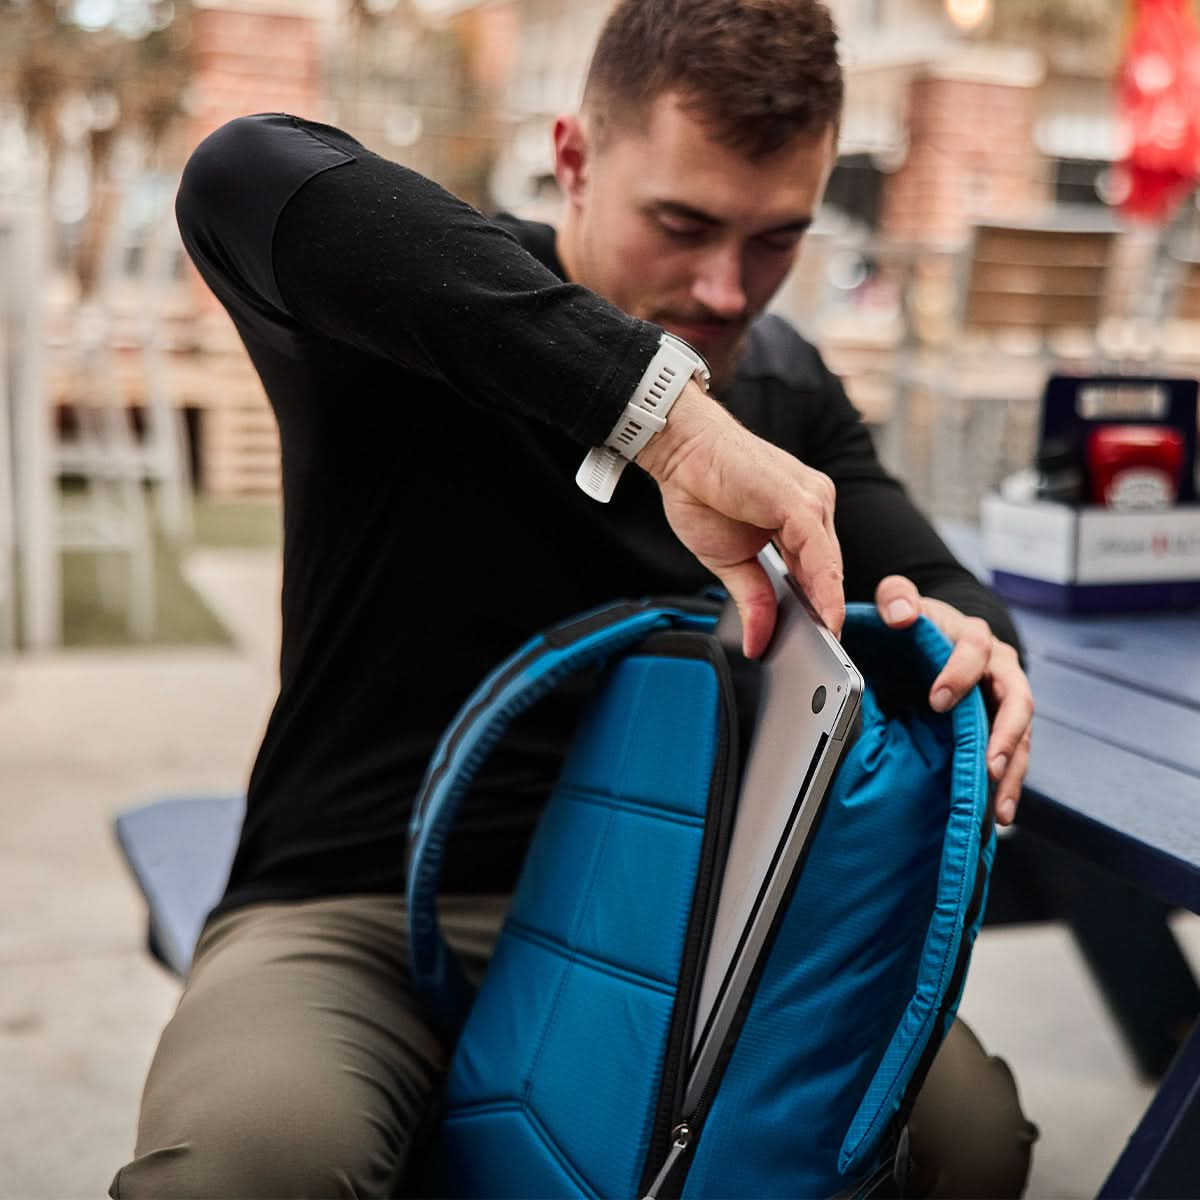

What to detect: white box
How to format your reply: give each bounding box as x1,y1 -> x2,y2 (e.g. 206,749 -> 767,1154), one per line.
981,495 -> 1200,612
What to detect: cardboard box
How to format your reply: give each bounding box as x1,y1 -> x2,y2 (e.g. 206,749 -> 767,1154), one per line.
982,494 -> 1200,612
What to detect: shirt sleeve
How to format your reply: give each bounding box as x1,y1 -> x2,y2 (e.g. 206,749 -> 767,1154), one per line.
801,355 -> 1023,653
175,113 -> 662,447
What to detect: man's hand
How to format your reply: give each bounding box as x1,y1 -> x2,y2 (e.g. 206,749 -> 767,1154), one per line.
875,575 -> 1033,826
636,382 -> 844,658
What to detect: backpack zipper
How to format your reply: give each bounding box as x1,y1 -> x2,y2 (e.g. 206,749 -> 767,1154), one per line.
641,1124 -> 691,1199
640,688 -> 852,1199
634,634 -> 742,1199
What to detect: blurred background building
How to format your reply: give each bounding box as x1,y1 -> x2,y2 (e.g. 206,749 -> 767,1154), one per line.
2,0 -> 1198,646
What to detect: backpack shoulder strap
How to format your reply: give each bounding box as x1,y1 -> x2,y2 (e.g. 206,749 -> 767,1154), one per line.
406,597 -> 718,1035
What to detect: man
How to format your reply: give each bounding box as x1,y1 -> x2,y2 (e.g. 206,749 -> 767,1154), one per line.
112,1 -> 1036,1196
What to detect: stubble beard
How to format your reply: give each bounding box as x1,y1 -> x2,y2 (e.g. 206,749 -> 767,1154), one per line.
705,333 -> 748,396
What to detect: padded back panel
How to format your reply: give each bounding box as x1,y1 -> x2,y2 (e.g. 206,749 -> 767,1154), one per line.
434,653 -> 724,1198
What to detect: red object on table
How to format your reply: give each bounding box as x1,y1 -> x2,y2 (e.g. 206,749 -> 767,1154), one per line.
1116,0 -> 1200,221
1087,424 -> 1186,508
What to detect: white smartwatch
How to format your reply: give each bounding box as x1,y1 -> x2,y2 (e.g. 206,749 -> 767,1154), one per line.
576,332 -> 711,503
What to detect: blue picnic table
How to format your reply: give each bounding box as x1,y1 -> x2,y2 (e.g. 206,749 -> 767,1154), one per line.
938,520 -> 1200,1198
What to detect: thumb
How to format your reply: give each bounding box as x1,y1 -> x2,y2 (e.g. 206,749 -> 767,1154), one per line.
875,574 -> 922,628
715,558 -> 779,659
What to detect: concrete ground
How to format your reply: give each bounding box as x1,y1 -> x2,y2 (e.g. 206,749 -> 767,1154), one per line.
1,545 -> 1196,1199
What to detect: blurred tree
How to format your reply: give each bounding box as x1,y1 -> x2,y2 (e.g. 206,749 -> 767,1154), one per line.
979,0 -> 1128,60
0,0 -> 194,293
989,0 -> 1124,43
331,0 -> 498,207
1,0 -> 194,163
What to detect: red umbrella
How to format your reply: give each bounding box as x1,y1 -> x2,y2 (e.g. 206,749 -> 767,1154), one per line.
1115,0 -> 1200,220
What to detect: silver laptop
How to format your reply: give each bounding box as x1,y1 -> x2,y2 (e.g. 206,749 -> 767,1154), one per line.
685,545 -> 864,1114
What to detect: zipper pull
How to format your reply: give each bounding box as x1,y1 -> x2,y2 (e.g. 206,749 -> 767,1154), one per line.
641,1123 -> 692,1200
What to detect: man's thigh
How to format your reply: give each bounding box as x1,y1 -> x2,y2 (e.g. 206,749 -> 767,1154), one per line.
111,893 -> 509,1200
906,1017 -> 1039,1199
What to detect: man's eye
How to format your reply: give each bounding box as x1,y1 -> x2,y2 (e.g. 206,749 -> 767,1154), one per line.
658,219 -> 707,241
755,232 -> 804,252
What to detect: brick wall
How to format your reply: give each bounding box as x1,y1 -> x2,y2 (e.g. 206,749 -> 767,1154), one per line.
178,0 -> 327,499
190,1 -> 324,141
882,70 -> 1047,245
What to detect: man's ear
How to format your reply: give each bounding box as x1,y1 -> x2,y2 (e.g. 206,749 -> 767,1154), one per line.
553,114 -> 590,203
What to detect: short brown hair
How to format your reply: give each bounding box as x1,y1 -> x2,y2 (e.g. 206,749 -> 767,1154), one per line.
582,0 -> 843,159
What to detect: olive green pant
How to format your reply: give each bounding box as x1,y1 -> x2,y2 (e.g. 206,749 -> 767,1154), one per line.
111,894 -> 1037,1199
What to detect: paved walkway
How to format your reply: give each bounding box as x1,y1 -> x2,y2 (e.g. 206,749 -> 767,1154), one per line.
0,545 -> 1194,1198
0,549 -> 280,1198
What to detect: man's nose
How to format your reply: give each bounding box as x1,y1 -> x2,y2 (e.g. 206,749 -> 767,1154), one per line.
691,245 -> 747,319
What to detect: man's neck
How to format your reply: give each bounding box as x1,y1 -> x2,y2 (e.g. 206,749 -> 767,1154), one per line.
554,214 -> 581,286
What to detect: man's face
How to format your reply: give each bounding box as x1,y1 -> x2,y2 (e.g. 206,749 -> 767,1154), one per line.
554,92 -> 836,390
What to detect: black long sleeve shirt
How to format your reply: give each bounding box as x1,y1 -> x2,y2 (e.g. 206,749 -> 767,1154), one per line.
177,114 -> 1017,914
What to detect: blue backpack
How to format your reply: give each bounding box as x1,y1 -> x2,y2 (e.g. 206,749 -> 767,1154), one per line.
407,599 -> 993,1198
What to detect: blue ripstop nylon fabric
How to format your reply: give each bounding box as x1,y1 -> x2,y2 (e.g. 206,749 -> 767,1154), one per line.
412,601 -> 992,1198
680,609 -> 991,1197
406,601 -> 716,1035
434,653 -> 722,1199
838,616 -> 994,1174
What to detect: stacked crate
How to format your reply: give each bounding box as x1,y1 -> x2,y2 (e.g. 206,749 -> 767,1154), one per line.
197,366 -> 281,502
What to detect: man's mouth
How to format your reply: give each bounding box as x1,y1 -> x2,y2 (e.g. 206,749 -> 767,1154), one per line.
658,316 -> 743,353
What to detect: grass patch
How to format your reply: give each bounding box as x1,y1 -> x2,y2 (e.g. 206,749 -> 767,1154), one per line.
57,495 -> 280,648
62,528 -> 233,649
193,498 -> 281,549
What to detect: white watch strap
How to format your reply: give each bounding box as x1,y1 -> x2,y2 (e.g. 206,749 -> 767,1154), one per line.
575,445 -> 629,503
576,333 -> 710,503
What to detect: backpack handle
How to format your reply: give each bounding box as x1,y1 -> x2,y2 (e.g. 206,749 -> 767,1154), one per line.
406,598 -> 718,1037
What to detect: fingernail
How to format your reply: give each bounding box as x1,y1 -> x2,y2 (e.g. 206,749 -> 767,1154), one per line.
990,754 -> 1009,779
887,599 -> 914,624
931,688 -> 953,712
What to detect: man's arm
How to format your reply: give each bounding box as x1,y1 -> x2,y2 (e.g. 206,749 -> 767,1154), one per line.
177,114 -> 661,447
176,115 -> 845,652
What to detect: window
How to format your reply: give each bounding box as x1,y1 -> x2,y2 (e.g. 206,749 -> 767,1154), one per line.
1053,158 -> 1108,208
822,153 -> 884,231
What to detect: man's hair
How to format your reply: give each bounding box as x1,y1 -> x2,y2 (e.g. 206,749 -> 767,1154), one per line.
582,0 -> 843,159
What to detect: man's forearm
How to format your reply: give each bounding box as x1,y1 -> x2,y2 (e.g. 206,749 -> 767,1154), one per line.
177,114 -> 661,448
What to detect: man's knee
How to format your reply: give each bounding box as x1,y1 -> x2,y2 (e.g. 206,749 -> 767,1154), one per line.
111,898 -> 448,1199
110,1064 -> 400,1199
906,1018 -> 1039,1199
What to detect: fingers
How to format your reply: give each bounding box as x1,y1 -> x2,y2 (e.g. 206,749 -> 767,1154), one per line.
993,727 -> 1031,826
879,586 -> 1034,825
781,542 -> 844,638
716,557 -> 780,659
776,470 -> 844,636
983,640 -> 1034,790
638,393 -> 844,640
875,575 -> 922,628
927,614 -> 993,712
